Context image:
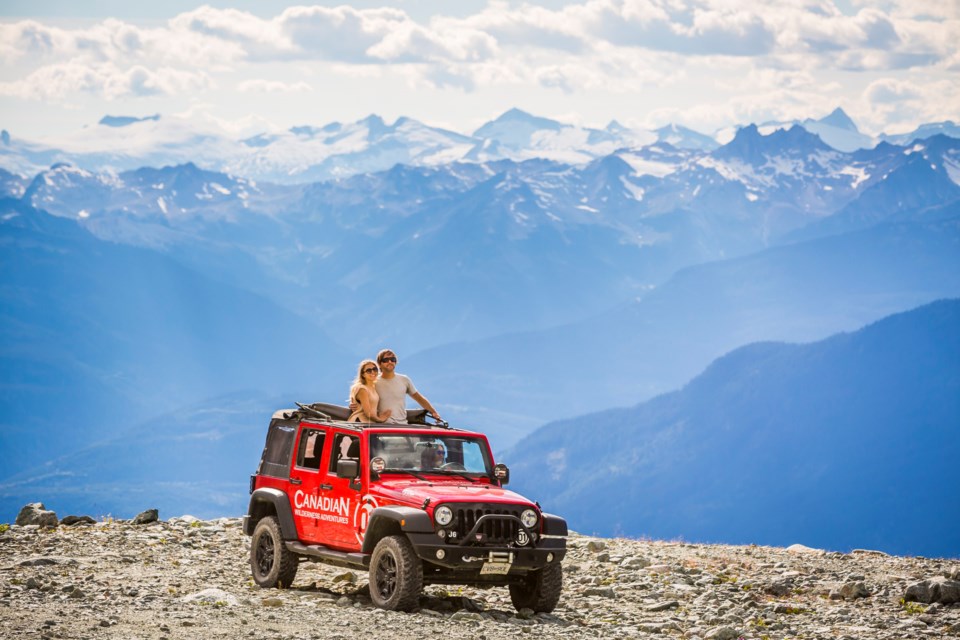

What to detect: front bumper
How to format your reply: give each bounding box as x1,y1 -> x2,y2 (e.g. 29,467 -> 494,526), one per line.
406,531 -> 566,572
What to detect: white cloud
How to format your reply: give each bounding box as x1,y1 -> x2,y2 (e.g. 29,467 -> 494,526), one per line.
854,0 -> 960,20
0,60 -> 210,101
0,20 -> 70,62
275,5 -> 410,62
237,79 -> 311,93
0,1 -> 955,136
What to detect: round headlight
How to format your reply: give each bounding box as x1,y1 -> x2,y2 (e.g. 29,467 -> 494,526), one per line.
520,508 -> 538,529
435,505 -> 453,527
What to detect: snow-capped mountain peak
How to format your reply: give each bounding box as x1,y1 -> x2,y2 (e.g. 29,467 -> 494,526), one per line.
813,107 -> 859,132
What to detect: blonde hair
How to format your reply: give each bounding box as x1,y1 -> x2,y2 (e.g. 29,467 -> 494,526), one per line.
355,359 -> 379,386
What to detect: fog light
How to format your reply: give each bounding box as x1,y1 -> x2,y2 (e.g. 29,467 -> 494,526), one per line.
547,553 -> 554,563
436,549 -> 446,560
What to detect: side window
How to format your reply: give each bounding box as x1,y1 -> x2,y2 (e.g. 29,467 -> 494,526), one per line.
296,428 -> 326,470
329,433 -> 359,472
258,422 -> 297,478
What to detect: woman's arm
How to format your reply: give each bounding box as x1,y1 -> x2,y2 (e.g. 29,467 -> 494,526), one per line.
357,387 -> 391,422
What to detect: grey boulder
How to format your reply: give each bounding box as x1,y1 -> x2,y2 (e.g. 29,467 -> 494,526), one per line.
132,509 -> 159,525
15,503 -> 58,528
904,577 -> 960,604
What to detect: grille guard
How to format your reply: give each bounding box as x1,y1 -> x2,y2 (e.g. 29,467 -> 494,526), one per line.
457,513 -> 536,547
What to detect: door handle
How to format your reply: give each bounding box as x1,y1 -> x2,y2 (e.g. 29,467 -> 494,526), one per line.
319,483 -> 333,490
289,478 -> 302,485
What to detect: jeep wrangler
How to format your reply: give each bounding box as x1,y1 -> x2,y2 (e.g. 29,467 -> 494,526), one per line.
243,403 -> 567,612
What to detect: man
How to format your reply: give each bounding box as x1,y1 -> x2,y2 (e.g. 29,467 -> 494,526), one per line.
374,349 -> 441,424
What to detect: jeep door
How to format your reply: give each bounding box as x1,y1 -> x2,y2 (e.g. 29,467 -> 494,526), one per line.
318,430 -> 364,550
289,425 -> 329,544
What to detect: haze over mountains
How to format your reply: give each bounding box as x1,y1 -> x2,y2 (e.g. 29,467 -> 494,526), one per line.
1,108 -> 958,554
505,299 -> 960,558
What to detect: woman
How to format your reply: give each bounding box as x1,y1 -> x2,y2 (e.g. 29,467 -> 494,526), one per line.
347,360 -> 392,423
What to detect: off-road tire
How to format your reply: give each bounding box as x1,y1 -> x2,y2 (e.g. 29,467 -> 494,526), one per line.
509,562 -> 562,613
250,516 -> 298,588
368,535 -> 423,611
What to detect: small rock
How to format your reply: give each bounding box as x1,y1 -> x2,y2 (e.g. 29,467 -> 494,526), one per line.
765,579 -> 794,597
515,608 -> 536,620
451,611 -> 483,622
60,515 -> 96,526
621,556 -> 651,569
704,625 -> 740,640
182,588 -> 239,606
596,552 -> 610,562
332,572 -> 357,584
786,544 -> 822,555
261,597 -> 284,607
582,587 -> 617,598
132,509 -> 159,525
838,581 -> 871,600
904,577 -> 960,604
335,596 -> 352,607
646,600 -> 679,612
646,564 -> 672,574
15,503 -> 58,528
18,557 -> 58,567
586,540 -> 607,552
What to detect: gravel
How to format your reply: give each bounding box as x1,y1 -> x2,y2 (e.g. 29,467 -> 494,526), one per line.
1,517 -> 958,639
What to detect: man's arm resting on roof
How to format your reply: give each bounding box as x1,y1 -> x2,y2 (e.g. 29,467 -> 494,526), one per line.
410,392 -> 440,420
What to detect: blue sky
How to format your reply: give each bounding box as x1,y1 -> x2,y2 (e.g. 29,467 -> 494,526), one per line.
1,1 -> 957,142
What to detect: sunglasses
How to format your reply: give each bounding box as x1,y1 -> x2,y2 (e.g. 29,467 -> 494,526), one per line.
362,367 -> 378,374
380,356 -> 397,363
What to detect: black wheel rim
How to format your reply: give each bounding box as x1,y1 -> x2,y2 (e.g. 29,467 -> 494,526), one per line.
375,552 -> 398,599
256,534 -> 275,576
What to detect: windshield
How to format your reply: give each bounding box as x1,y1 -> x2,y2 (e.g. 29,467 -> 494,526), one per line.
369,433 -> 492,475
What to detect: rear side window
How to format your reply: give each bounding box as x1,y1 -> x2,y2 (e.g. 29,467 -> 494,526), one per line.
258,422 -> 297,478
296,429 -> 326,470
329,433 -> 360,472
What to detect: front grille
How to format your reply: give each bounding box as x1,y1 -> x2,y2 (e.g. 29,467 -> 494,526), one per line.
454,505 -> 522,544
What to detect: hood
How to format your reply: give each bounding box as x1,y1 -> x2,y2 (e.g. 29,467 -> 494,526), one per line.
371,478 -> 535,508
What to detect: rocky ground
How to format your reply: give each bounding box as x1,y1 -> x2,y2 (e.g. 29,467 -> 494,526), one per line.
1,508 -> 958,640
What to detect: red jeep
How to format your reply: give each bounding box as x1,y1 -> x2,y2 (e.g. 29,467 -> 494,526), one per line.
243,403 -> 567,612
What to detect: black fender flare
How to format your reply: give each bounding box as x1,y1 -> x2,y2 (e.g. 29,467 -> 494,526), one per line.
245,488 -> 298,540
360,506 -> 433,554
541,512 -> 568,537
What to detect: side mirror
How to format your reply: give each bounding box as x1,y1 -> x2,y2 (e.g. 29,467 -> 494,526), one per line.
493,463 -> 510,486
337,459 -> 359,479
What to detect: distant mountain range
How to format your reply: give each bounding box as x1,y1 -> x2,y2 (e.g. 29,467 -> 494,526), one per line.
1,109 -> 958,540
2,108 -> 957,184
504,299 -> 960,558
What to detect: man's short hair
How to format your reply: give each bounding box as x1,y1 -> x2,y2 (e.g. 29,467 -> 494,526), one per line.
377,349 -> 395,363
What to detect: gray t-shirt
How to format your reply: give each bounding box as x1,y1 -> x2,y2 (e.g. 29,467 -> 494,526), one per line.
375,374 -> 417,424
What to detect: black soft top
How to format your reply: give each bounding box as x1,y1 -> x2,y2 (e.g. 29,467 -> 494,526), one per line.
272,402 -> 432,426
